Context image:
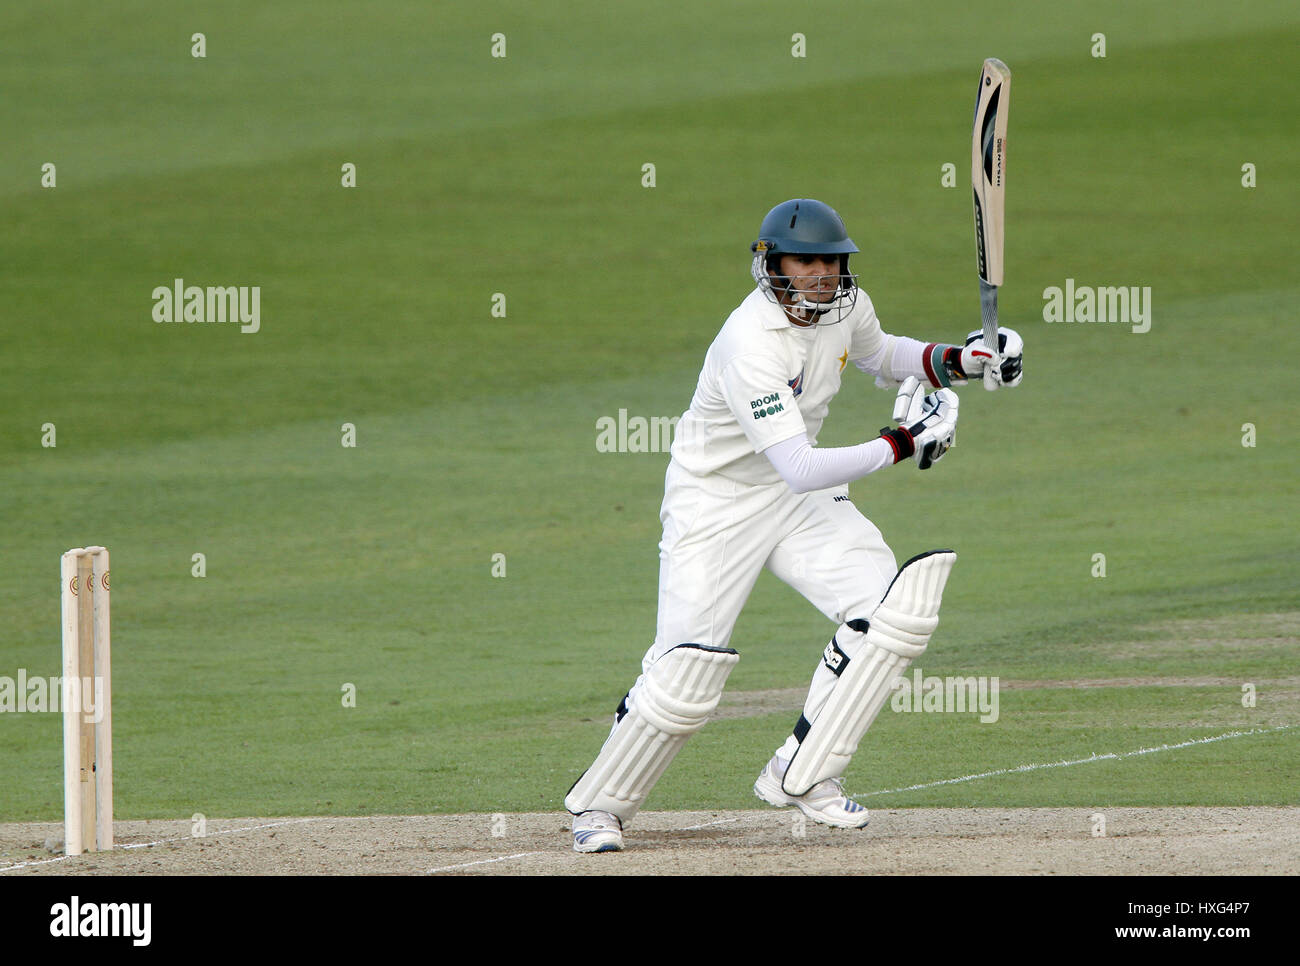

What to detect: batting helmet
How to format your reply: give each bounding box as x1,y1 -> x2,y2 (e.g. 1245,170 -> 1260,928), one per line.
751,198 -> 860,257
751,199 -> 859,324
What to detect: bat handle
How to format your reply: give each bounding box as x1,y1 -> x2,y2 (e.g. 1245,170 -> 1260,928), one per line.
979,279 -> 1001,392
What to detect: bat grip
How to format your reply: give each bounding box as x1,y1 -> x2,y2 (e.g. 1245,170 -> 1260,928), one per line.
979,279 -> 1001,391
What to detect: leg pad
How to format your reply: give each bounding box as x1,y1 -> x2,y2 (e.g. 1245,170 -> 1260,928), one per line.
783,550 -> 956,796
565,643 -> 739,825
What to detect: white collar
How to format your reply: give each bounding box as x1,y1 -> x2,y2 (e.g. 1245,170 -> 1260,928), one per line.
749,287 -> 812,331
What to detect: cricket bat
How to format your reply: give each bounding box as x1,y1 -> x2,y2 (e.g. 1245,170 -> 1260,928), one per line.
972,57 -> 1010,391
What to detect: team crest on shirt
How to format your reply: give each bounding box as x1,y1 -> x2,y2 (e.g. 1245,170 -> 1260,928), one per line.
787,369 -> 804,398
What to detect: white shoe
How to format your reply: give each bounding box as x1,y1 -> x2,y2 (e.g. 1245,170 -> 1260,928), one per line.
753,755 -> 870,829
572,810 -> 624,853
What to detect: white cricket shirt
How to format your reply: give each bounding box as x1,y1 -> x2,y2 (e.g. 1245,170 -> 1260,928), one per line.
670,286 -> 888,484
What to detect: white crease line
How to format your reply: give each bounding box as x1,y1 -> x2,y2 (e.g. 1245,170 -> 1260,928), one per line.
854,724 -> 1296,799
119,817 -> 321,849
0,854 -> 69,874
7,724 -> 1288,874
678,817 -> 739,831
0,817 -> 322,874
426,851 -> 546,874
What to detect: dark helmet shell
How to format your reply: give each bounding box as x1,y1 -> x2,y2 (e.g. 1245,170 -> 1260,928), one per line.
752,199 -> 859,256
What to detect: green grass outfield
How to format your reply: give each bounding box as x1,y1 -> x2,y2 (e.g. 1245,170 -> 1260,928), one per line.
1,1 -> 1296,820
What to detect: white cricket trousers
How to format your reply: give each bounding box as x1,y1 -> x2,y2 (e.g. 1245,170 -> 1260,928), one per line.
636,458 -> 899,761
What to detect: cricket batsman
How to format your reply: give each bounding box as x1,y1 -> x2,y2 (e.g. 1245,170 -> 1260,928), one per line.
565,199 -> 1024,852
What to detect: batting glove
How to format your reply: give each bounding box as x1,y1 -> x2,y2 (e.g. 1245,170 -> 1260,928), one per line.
961,327 -> 1024,387
879,376 -> 960,469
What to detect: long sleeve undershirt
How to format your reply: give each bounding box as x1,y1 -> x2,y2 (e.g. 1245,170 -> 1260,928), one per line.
761,335 -> 940,493
763,433 -> 895,494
